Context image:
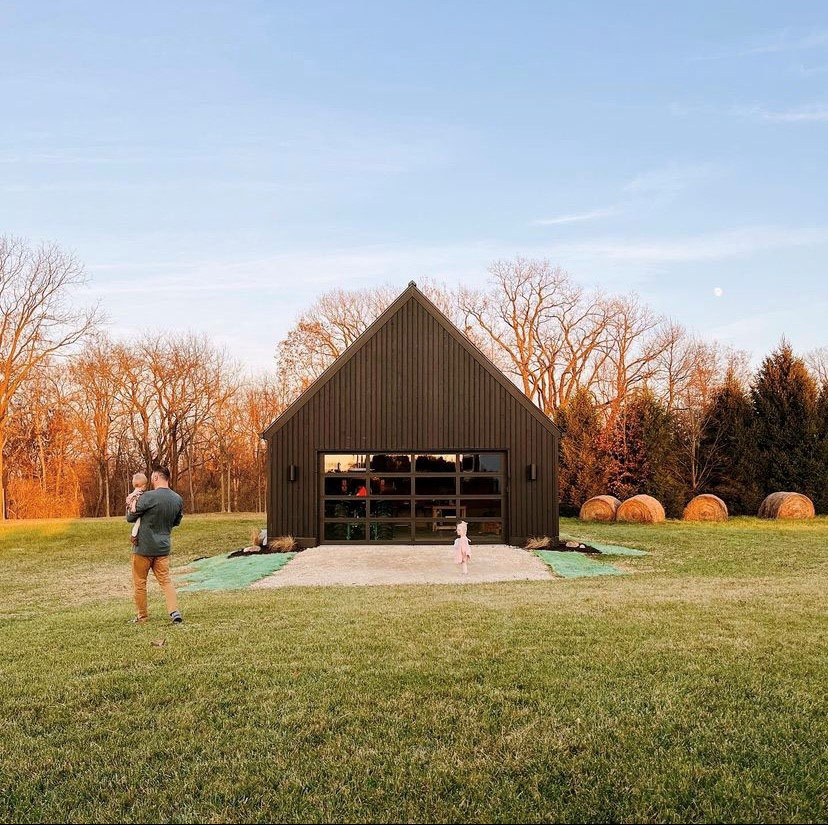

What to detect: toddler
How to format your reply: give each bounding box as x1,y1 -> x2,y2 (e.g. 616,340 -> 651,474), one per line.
454,520 -> 472,574
126,472 -> 148,546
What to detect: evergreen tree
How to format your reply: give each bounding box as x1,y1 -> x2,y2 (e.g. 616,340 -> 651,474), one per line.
751,341 -> 821,501
700,370 -> 761,515
606,389 -> 688,517
556,388 -> 608,515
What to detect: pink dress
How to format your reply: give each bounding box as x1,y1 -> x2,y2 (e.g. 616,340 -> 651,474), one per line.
454,535 -> 471,564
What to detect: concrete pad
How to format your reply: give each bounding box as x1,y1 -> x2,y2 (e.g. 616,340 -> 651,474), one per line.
252,544 -> 553,588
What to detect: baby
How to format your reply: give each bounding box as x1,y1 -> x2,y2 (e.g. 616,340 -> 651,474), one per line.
126,472 -> 148,546
454,520 -> 472,574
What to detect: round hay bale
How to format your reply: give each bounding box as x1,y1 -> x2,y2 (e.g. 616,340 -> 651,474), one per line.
683,494 -> 728,522
617,494 -> 666,524
579,495 -> 622,522
757,492 -> 815,519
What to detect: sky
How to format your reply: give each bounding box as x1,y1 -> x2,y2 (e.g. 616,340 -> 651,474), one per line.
1,1 -> 827,370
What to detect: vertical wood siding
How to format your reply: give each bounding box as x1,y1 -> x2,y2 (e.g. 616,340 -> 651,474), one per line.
267,294 -> 558,544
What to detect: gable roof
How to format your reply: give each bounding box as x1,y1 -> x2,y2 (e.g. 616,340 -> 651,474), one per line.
262,281 -> 560,439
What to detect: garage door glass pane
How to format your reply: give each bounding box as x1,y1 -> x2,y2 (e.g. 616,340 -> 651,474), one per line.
415,453 -> 457,472
370,476 -> 411,495
459,453 -> 503,473
369,522 -> 412,541
324,477 -> 368,496
324,522 -> 367,541
324,500 -> 366,518
460,476 -> 502,495
414,498 -> 456,518
371,499 -> 411,518
416,476 -> 456,495
460,498 -> 502,518
369,454 -> 411,472
467,521 -> 502,538
324,454 -> 368,473
415,521 -> 460,539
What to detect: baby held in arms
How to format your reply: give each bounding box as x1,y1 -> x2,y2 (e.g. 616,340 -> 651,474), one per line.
125,472 -> 148,546
454,520 -> 471,574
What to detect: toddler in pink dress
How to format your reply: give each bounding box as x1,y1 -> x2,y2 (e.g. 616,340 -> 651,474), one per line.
454,520 -> 471,574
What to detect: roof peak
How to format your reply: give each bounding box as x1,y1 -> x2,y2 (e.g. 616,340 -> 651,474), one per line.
262,279 -> 560,439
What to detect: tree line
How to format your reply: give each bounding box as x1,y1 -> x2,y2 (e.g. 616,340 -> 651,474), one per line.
1,238 -> 826,519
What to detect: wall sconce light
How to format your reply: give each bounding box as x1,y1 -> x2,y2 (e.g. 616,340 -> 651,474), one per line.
288,464 -> 298,482
526,463 -> 537,481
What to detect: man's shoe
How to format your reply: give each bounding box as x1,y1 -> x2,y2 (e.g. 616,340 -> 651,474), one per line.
170,611 -> 183,624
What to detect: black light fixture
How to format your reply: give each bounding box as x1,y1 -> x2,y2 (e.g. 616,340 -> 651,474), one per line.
288,464 -> 298,482
527,463 -> 537,481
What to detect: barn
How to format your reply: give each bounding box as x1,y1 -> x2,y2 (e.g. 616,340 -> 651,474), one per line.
262,282 -> 559,547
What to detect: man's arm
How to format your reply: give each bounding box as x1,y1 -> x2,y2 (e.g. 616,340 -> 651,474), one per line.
173,499 -> 183,527
126,493 -> 154,523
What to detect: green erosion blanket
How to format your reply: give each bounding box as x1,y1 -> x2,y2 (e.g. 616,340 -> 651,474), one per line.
535,550 -> 624,578
175,552 -> 297,592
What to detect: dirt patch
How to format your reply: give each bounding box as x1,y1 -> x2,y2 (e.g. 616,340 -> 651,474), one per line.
252,544 -> 553,588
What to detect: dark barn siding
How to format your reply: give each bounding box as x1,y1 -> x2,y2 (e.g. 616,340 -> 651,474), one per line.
266,289 -> 559,545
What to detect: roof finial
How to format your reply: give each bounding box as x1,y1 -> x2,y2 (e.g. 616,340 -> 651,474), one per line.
408,280 -> 417,288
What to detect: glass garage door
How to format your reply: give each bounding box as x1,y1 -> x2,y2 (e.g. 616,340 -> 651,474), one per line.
320,452 -> 505,543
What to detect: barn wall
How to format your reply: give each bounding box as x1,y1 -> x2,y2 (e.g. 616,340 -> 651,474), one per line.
267,295 -> 558,545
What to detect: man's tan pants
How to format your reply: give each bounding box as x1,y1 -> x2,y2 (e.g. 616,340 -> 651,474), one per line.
132,554 -> 179,620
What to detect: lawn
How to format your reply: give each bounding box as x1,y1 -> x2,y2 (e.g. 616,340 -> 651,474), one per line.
1,514 -> 826,824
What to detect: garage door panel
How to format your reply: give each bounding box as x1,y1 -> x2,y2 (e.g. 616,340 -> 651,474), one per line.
321,451 -> 505,544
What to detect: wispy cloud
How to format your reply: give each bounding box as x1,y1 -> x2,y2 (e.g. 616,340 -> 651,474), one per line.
733,103 -> 828,123
532,163 -> 718,228
706,300 -> 828,354
84,225 -> 828,369
796,63 -> 828,77
88,225 -> 828,300
553,225 -> 828,265
698,27 -> 828,60
531,207 -> 617,226
737,28 -> 828,56
624,163 -> 718,198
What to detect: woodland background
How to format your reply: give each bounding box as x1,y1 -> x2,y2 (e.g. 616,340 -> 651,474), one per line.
1,236 -> 826,520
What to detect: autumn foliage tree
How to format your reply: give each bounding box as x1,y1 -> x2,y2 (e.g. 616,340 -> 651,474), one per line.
0,237 -> 96,519
2,248 -> 827,519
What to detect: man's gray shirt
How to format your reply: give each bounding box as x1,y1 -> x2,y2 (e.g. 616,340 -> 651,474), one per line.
126,488 -> 183,556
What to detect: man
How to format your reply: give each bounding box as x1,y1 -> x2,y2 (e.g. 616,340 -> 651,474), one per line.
127,465 -> 184,624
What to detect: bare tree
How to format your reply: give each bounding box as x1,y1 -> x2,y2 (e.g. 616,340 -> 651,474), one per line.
597,295 -> 668,421
458,258 -> 572,412
0,237 -> 97,519
276,286 -> 398,395
241,372 -> 292,512
806,346 -> 828,387
69,335 -> 124,517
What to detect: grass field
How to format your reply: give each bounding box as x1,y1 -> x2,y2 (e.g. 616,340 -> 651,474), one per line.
2,514 -> 826,824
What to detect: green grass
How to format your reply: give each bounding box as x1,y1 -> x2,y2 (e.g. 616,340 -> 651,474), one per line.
1,514 -> 826,823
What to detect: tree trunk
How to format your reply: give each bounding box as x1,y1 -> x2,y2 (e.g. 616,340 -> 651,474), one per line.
188,461 -> 195,513
0,435 -> 6,521
104,462 -> 111,518
96,467 -> 104,517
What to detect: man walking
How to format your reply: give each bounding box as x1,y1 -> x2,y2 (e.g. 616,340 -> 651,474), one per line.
127,466 -> 184,624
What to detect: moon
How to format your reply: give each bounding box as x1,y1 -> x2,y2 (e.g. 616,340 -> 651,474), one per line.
713,287 -> 723,297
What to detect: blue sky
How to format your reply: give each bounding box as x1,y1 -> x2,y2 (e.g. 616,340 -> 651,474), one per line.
1,1 -> 826,369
